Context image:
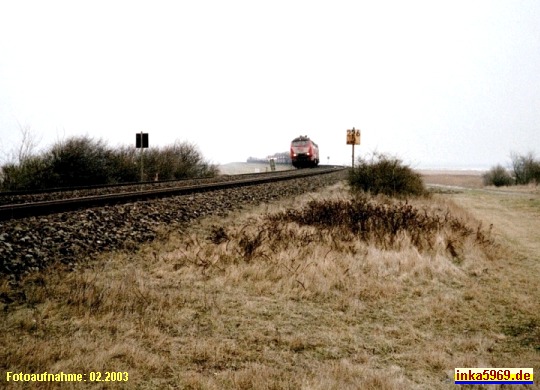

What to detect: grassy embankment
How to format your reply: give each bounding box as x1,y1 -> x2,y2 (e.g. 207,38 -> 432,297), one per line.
1,177 -> 539,389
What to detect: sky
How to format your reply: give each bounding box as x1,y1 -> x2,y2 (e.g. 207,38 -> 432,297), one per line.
1,0 -> 539,169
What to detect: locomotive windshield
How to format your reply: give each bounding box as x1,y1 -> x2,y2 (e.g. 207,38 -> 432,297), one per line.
292,141 -> 308,147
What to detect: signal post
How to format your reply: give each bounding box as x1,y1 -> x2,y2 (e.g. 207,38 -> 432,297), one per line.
346,127 -> 361,167
136,132 -> 149,181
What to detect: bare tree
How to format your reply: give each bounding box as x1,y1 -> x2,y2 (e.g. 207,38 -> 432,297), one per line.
510,151 -> 539,185
15,122 -> 41,163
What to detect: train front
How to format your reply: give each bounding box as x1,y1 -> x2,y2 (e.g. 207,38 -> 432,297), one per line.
290,136 -> 315,168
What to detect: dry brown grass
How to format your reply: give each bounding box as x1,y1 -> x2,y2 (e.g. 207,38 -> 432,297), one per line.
1,183 -> 539,389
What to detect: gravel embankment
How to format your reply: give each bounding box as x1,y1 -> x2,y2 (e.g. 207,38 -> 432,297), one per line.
0,171 -> 345,279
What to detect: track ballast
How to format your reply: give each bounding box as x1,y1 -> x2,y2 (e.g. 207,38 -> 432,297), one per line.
0,168 -> 346,278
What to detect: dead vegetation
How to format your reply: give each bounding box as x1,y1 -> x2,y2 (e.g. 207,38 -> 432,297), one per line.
1,183 -> 539,389
267,196 -> 495,258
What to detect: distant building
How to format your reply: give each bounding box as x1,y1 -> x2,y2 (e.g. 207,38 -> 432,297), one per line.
268,152 -> 292,164
247,156 -> 266,163
247,152 -> 292,164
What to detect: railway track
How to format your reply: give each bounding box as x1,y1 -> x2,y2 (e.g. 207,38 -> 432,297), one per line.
0,166 -> 344,221
0,167 -> 346,277
0,168 -> 303,206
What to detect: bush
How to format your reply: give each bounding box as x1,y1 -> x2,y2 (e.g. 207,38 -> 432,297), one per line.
348,153 -> 426,197
0,156 -> 57,191
142,141 -> 218,180
482,165 -> 513,187
107,146 -> 139,183
267,197 -> 493,256
511,152 -> 540,185
0,137 -> 218,191
50,137 -> 113,187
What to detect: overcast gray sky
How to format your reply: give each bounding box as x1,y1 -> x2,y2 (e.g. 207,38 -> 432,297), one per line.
1,0 -> 539,168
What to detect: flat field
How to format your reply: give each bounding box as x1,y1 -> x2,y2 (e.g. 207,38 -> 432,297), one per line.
1,176 -> 539,389
420,169 -> 484,189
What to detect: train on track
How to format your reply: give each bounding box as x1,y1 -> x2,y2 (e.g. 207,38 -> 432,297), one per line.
290,135 -> 319,168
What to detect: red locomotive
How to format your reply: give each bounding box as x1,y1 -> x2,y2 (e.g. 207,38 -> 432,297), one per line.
290,135 -> 319,168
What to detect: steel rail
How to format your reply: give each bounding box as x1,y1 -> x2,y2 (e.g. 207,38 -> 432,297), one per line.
0,167 -> 344,221
0,165 -> 300,197
0,167 -> 338,207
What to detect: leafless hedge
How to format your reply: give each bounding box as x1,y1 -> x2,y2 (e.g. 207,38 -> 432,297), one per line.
0,136 -> 218,191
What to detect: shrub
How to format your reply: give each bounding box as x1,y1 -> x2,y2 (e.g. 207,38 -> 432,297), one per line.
348,153 -> 426,197
511,152 -> 540,185
267,197 -> 493,256
142,141 -> 218,180
107,146 -> 139,183
0,137 -> 218,191
0,156 -> 57,191
482,165 -> 513,187
49,136 -> 113,187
